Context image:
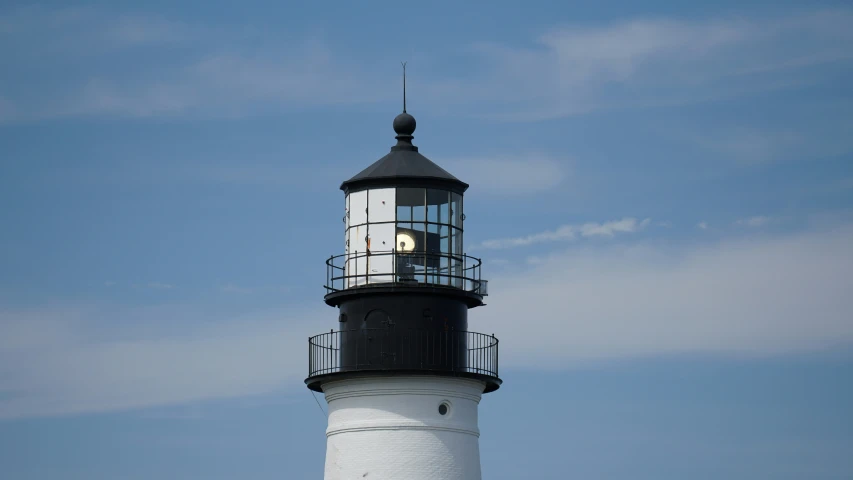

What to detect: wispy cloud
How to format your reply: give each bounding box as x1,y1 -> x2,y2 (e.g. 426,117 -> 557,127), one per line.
442,154 -> 568,195
0,6 -> 194,50
216,283 -> 290,295
478,217 -> 651,249
193,163 -> 350,188
10,50 -> 381,121
0,7 -> 387,122
697,222 -> 709,230
688,123 -> 853,165
442,9 -> 853,121
475,224 -> 853,365
0,305 -> 321,419
219,284 -> 253,294
736,216 -> 773,227
695,128 -> 803,164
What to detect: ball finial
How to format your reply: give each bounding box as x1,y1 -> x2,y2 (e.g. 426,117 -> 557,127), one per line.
393,112 -> 416,136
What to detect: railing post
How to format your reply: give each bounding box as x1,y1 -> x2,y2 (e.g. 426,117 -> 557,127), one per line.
464,255 -> 468,291
482,333 -> 485,374
494,334 -> 498,377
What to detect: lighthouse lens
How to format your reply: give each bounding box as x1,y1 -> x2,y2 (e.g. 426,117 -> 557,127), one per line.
396,232 -> 416,252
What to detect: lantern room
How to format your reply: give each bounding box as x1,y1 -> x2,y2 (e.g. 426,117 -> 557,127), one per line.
344,186 -> 464,287
324,110 -> 486,298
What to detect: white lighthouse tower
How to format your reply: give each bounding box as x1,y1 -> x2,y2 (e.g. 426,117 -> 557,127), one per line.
305,70 -> 501,480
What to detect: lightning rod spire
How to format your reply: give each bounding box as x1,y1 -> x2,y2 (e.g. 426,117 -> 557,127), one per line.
401,61 -> 407,113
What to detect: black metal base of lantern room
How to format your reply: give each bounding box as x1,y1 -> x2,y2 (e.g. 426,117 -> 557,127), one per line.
306,369 -> 501,394
305,287 -> 501,394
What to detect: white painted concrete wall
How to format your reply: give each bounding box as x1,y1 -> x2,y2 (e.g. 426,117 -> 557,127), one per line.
322,376 -> 487,480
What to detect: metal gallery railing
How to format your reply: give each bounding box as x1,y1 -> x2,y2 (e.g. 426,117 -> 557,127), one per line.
325,250 -> 488,296
307,328 -> 499,379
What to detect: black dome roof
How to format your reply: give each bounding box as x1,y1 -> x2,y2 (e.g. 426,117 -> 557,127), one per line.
340,112 -> 468,194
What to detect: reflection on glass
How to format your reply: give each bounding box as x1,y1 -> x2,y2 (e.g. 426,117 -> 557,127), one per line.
397,204 -> 411,221
397,188 -> 423,222
451,193 -> 462,228
427,223 -> 440,283
450,224 -> 464,288
390,188 -> 465,288
412,205 -> 425,222
439,225 -> 450,285
427,189 -> 449,224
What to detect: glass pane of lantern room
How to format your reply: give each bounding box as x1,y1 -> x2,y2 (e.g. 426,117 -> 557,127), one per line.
411,221 -> 427,283
343,194 -> 350,290
397,188 -> 426,222
440,225 -> 450,285
367,188 -> 395,226
367,223 -> 394,284
426,223 -> 440,284
450,227 -> 463,289
394,223 -> 426,282
350,224 -> 367,287
396,188 -> 425,281
345,193 -> 350,230
343,229 -> 350,291
349,191 -> 367,227
366,188 -> 396,284
426,189 -> 449,286
451,193 -> 462,228
427,189 -> 449,224
348,191 -> 368,287
449,193 -> 464,289
397,203 -> 412,222
395,222 -> 414,282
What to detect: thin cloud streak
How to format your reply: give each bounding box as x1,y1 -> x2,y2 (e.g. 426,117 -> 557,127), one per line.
478,217 -> 651,249
687,123 -> 853,165
736,216 -> 772,227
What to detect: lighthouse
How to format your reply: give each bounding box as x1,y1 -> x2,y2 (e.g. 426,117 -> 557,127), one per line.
305,72 -> 501,480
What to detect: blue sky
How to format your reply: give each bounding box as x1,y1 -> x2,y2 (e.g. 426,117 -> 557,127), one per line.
1,1 -> 852,478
